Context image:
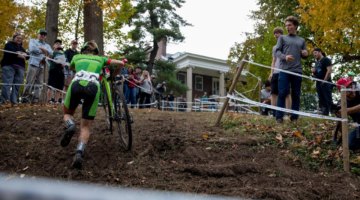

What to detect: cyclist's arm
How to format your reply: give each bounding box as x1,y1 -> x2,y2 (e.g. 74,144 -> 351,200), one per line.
107,59 -> 125,75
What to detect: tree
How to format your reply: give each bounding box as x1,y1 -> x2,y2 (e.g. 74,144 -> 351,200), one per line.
127,0 -> 191,73
84,0 -> 104,55
297,0 -> 360,71
45,0 -> 61,44
153,60 -> 187,95
227,0 -> 315,102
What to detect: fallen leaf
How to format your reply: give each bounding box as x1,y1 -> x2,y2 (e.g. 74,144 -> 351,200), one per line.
275,134 -> 283,143
293,130 -> 304,139
202,133 -> 209,140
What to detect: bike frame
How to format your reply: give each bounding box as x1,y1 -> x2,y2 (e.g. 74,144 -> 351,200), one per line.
101,76 -> 115,117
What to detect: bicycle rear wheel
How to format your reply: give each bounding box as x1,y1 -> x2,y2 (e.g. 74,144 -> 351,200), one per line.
101,83 -> 113,134
113,86 -> 132,151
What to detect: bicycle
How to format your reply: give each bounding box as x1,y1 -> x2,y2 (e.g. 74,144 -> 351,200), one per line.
100,67 -> 132,151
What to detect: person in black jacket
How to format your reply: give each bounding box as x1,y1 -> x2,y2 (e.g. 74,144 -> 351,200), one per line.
64,40 -> 79,91
1,33 -> 28,105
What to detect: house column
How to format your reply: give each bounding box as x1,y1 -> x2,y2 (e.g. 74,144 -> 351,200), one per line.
186,66 -> 193,112
219,72 -> 225,97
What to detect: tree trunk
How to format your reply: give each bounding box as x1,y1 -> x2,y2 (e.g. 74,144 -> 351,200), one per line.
75,0 -> 83,40
147,41 -> 158,74
44,0 -> 60,84
45,0 -> 61,45
84,0 -> 104,55
147,9 -> 160,73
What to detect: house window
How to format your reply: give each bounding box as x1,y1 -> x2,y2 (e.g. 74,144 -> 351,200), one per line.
177,73 -> 186,84
195,75 -> 203,91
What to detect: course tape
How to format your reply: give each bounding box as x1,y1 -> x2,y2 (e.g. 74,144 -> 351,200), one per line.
0,48 -> 69,66
227,94 -> 346,122
243,60 -> 338,86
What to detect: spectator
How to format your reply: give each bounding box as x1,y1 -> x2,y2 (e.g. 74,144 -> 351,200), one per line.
126,67 -> 140,108
347,71 -> 360,89
260,80 -> 272,115
311,48 -> 333,115
275,16 -> 308,123
201,92 -> 208,101
22,29 -> 53,103
269,27 -> 291,117
166,91 -> 175,111
0,33 -> 28,106
47,39 -> 66,104
336,78 -> 360,151
155,81 -> 166,109
64,40 -> 79,91
138,70 -> 152,108
134,66 -> 142,104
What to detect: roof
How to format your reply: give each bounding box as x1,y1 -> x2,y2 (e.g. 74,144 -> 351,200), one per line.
170,52 -> 230,73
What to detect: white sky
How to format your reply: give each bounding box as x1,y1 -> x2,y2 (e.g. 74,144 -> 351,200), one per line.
167,0 -> 259,60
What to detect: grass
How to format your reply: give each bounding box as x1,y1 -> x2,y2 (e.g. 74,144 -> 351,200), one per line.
221,113 -> 359,173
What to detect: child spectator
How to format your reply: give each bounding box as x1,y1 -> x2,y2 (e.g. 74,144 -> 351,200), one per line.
47,39 -> 66,104
260,80 -> 272,115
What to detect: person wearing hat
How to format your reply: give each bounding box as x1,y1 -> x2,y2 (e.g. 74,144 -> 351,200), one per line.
0,33 -> 28,105
47,39 -> 66,104
64,40 -> 79,91
60,40 -> 126,169
311,47 -> 333,116
22,29 -> 53,103
336,77 -> 360,151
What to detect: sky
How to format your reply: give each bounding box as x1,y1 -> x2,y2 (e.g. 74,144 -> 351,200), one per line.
166,0 -> 259,60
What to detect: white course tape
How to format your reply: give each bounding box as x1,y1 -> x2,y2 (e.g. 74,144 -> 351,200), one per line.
0,82 -> 43,87
227,94 -> 346,122
341,88 -> 360,92
243,60 -> 338,86
43,83 -> 66,94
0,49 -> 70,66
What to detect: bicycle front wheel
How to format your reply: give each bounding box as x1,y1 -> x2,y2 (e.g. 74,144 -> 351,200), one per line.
113,87 -> 132,151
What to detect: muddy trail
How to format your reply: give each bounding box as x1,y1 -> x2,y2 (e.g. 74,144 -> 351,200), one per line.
0,104 -> 359,200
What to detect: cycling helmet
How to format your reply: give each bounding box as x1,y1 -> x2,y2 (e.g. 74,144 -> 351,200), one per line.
81,40 -> 99,55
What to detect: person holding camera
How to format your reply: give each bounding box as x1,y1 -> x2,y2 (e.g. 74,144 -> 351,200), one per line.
155,81 -> 166,109
311,48 -> 333,116
336,78 -> 360,151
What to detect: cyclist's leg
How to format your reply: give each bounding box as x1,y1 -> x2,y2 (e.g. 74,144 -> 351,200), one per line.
61,81 -> 80,147
72,82 -> 99,169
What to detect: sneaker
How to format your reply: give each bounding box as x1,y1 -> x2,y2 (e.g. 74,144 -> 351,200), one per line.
60,120 -> 76,147
72,151 -> 83,169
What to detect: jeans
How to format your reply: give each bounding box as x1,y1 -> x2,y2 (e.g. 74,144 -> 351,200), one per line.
1,65 -> 25,104
349,127 -> 360,151
23,65 -> 44,100
126,87 -> 136,108
316,81 -> 333,115
276,72 -> 302,120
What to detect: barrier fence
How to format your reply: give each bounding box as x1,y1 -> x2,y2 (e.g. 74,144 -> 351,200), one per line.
215,57 -> 357,172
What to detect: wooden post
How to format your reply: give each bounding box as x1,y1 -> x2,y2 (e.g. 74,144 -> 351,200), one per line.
215,57 -> 248,126
340,89 -> 350,172
258,79 -> 262,114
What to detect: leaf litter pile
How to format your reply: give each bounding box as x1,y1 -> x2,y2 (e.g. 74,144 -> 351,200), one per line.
1,104 -> 360,200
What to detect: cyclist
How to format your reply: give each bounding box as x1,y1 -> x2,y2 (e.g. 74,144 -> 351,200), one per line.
60,40 -> 125,169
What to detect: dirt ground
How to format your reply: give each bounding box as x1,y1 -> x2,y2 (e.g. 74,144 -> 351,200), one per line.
1,104 -> 360,200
